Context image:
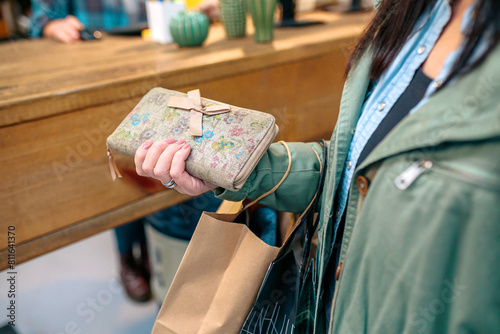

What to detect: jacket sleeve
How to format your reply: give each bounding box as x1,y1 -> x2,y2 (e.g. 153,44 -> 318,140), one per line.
214,141 -> 326,213
30,0 -> 70,37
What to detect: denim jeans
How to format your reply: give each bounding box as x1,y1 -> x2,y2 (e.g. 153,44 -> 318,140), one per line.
115,192 -> 223,254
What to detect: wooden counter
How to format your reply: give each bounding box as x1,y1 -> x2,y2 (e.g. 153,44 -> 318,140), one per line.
0,11 -> 371,269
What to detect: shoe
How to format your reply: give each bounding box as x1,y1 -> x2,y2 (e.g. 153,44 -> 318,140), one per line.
120,254 -> 151,302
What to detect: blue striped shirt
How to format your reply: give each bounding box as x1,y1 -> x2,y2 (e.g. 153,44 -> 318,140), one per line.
30,0 -> 147,37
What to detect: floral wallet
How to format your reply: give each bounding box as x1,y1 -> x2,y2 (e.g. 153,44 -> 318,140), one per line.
106,88 -> 278,191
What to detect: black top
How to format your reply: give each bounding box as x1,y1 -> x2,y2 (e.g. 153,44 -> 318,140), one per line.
323,67 -> 432,328
357,68 -> 433,166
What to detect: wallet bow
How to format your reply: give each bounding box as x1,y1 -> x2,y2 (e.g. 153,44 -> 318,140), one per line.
168,89 -> 230,136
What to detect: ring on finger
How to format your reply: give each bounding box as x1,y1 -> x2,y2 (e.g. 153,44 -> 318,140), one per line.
162,178 -> 176,189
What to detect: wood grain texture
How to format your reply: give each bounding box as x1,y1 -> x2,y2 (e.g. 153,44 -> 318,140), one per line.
0,11 -> 372,270
0,11 -> 370,126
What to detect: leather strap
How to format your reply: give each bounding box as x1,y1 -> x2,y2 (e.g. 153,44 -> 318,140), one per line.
107,147 -> 123,181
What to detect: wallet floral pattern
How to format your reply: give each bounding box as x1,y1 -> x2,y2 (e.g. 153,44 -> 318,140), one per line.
107,88 -> 277,191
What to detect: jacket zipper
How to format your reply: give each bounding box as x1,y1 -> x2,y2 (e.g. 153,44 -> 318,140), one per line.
395,159 -> 492,190
394,160 -> 433,190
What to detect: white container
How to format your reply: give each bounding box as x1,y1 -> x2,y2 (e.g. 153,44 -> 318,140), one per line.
146,1 -> 186,44
145,223 -> 189,303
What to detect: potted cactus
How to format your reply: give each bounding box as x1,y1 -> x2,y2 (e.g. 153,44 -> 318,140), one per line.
170,11 -> 210,47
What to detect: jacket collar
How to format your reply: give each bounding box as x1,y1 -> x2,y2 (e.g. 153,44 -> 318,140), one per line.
357,43 -> 500,173
329,51 -> 373,193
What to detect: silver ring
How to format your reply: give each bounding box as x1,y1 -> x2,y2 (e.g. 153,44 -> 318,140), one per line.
162,178 -> 176,188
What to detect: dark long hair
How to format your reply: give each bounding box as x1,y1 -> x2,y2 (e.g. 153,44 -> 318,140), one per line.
346,0 -> 500,85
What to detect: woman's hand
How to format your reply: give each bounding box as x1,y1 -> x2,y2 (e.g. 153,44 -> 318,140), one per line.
134,138 -> 217,196
43,15 -> 83,43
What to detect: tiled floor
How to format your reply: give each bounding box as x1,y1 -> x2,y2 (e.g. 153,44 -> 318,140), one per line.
0,231 -> 159,334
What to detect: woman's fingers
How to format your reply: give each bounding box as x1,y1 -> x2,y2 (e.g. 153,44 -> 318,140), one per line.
134,139 -> 215,196
135,140 -> 153,176
153,139 -> 186,183
170,143 -> 216,195
141,140 -> 170,175
169,143 -> 193,186
135,138 -> 184,182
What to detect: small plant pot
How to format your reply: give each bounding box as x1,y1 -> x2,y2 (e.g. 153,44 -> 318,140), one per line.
170,11 -> 210,47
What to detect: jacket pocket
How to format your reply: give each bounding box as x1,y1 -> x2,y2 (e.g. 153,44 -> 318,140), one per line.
394,159 -> 500,192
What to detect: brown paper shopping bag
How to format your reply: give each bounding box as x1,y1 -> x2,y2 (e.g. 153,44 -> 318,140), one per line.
152,211 -> 281,333
152,141 -> 294,334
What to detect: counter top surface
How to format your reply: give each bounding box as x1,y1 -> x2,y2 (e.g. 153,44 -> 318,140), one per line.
0,11 -> 371,126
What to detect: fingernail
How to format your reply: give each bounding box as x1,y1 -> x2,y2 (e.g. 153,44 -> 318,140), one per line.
142,141 -> 152,150
183,143 -> 190,149
164,138 -> 176,144
177,139 -> 185,145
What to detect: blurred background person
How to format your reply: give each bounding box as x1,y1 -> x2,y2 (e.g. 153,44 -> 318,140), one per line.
30,0 -> 148,42
29,0 -> 218,43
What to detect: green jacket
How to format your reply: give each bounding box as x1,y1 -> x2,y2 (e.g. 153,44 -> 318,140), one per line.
216,36 -> 500,334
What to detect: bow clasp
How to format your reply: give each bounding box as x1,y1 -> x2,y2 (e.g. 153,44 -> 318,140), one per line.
167,89 -> 230,136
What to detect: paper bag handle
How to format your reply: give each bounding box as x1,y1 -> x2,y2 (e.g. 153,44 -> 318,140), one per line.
241,140 -> 292,211
278,140 -> 326,255
238,139 -> 325,254
240,139 -> 325,249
